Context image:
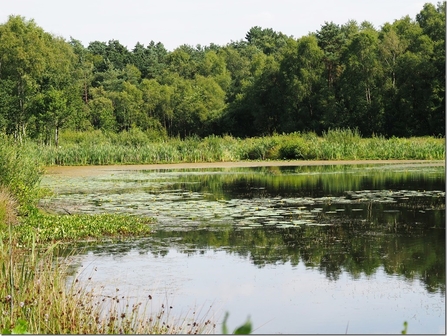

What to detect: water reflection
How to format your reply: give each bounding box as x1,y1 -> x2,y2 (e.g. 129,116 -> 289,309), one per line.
65,210 -> 445,295
45,164 -> 445,291
43,163 -> 445,333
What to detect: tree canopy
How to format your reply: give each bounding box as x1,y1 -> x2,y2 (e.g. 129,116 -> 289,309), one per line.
0,3 -> 444,143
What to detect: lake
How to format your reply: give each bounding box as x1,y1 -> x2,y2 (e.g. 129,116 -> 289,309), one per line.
41,162 -> 445,334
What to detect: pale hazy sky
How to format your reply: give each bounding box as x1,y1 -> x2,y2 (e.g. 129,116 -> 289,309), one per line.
0,0 -> 437,50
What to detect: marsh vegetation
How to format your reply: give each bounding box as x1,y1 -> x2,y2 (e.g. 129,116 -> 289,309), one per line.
41,161 -> 445,334
0,125 -> 445,333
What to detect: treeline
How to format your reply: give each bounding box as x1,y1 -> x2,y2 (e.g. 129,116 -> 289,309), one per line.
0,2 -> 444,145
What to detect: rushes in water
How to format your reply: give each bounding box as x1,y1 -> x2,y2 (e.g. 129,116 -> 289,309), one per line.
31,129 -> 445,165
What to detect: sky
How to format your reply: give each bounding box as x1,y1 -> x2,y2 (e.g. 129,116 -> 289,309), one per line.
0,0 -> 438,51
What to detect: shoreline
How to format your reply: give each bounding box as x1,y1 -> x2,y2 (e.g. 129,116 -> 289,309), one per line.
44,159 -> 445,177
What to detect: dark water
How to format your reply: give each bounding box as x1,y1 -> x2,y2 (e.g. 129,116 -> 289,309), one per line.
42,163 -> 446,334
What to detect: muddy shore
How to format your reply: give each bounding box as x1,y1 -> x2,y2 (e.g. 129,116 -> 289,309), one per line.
44,160 -> 445,177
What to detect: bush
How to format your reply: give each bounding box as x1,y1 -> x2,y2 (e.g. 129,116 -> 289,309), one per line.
0,136 -> 44,214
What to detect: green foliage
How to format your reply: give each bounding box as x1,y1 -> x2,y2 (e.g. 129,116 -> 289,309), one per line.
0,136 -> 44,214
0,15 -> 77,142
222,312 -> 252,335
13,213 -> 154,244
2,319 -> 30,334
401,321 -> 408,334
0,3 -> 445,141
32,131 -> 445,166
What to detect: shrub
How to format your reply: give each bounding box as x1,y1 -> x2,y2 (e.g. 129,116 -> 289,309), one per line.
0,136 -> 44,214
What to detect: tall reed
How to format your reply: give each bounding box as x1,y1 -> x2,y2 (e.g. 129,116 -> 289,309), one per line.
2,130 -> 444,167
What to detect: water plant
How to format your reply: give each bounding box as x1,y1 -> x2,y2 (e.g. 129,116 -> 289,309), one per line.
222,312 -> 252,334
0,240 -> 216,334
401,321 -> 408,334
13,213 -> 154,245
24,129 -> 445,166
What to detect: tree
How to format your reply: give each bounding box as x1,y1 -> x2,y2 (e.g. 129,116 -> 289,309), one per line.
0,15 -> 77,141
88,87 -> 117,132
339,29 -> 384,135
191,75 -> 227,135
108,81 -> 143,132
416,2 -> 446,42
168,75 -> 226,137
0,79 -> 16,133
316,22 -> 345,88
40,88 -> 69,146
278,35 -> 325,133
198,50 -> 231,91
130,41 -> 168,79
140,78 -> 173,132
70,38 -> 95,104
245,26 -> 289,56
0,16 -> 50,140
220,43 -> 259,107
379,25 -> 408,89
166,45 -> 205,79
384,4 -> 445,137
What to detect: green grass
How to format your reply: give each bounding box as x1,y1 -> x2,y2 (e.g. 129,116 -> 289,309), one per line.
14,213 -> 155,245
0,136 -> 44,215
28,129 -> 445,166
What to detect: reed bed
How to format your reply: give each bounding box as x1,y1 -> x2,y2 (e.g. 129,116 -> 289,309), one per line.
31,129 -> 445,166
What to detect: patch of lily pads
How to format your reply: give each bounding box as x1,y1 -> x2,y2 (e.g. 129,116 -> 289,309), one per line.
40,188 -> 445,232
39,166 -> 445,231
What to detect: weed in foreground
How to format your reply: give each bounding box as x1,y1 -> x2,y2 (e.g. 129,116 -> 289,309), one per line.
0,241 -> 217,334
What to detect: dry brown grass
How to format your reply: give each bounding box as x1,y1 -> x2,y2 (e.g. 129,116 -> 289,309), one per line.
0,186 -> 18,230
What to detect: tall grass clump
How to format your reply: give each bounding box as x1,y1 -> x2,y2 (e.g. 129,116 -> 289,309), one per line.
0,136 -> 44,215
276,132 -> 319,160
200,135 -> 239,161
0,241 -> 216,334
319,128 -> 363,159
236,136 -> 278,160
35,129 -> 445,166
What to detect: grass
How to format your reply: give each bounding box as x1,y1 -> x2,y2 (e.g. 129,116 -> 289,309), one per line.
26,128 -> 445,166
0,240 -> 217,334
0,135 -> 44,215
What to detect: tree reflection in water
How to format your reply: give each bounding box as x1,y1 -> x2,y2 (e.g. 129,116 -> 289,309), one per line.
51,164 -> 445,295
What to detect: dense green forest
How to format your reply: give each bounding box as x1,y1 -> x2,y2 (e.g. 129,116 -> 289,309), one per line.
0,2 -> 445,145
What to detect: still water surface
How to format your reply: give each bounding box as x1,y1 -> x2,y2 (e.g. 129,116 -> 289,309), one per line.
41,163 -> 445,334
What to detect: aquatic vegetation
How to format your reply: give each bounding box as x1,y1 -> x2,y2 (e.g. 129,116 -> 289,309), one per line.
25,130 -> 446,165
222,312 -> 252,334
41,164 -> 446,296
13,213 -> 154,245
0,242 -> 216,334
40,165 -> 445,232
